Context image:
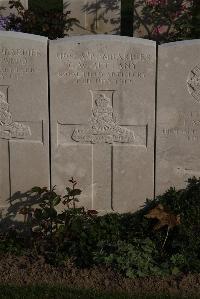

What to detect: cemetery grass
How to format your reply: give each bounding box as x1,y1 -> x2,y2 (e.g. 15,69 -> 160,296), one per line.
0,286 -> 198,299
0,178 -> 200,296
0,285 -> 199,299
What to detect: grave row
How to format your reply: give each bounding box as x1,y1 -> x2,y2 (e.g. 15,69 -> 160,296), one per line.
0,32 -> 199,214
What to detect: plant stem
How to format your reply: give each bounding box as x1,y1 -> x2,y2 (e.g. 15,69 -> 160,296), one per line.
162,226 -> 170,249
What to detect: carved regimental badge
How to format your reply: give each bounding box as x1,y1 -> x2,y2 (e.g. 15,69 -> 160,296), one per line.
187,65 -> 200,103
72,93 -> 135,144
0,90 -> 31,140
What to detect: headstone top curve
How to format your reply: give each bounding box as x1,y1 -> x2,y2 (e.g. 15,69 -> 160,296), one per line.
160,39 -> 200,48
0,31 -> 48,42
50,35 -> 156,46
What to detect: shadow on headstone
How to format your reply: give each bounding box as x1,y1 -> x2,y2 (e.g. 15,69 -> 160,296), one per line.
63,1 -> 80,36
83,0 -> 120,34
66,0 -> 120,35
0,190 -> 40,233
133,0 -> 152,39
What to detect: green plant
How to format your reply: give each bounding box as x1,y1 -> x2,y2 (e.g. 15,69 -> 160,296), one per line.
94,238 -> 164,278
169,253 -> 187,275
19,178 -> 102,266
134,0 -> 199,43
4,0 -> 79,39
0,177 -> 200,277
0,230 -> 25,255
63,177 -> 82,209
29,186 -> 61,238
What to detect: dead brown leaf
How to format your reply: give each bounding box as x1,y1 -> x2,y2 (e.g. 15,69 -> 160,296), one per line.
145,204 -> 181,230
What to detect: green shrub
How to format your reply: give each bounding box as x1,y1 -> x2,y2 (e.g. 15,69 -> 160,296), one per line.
94,238 -> 164,278
4,0 -> 78,39
0,177 -> 200,277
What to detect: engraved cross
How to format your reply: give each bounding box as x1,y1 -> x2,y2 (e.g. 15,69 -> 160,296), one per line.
57,90 -> 147,211
0,85 -> 44,199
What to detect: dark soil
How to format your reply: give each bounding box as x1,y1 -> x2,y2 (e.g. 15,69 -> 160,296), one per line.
0,254 -> 200,297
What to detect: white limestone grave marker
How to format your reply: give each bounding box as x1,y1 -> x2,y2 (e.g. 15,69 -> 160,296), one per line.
50,35 -> 156,213
156,40 -> 200,195
0,32 -> 49,209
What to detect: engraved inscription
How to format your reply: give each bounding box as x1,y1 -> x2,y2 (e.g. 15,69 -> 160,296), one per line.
161,111 -> 200,142
72,93 -> 135,144
187,65 -> 200,102
176,167 -> 200,177
0,47 -> 41,80
57,48 -> 152,85
0,90 -> 31,140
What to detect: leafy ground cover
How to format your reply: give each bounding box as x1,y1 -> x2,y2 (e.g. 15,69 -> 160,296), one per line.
0,177 -> 199,296
1,177 -> 199,277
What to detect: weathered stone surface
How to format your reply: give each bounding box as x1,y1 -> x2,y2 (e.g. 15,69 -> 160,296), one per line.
65,0 -> 121,36
50,35 -> 156,213
156,40 -> 200,195
0,32 -> 49,209
0,0 -> 28,17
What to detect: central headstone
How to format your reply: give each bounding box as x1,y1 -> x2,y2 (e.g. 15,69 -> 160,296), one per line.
50,36 -> 156,213
0,32 -> 49,210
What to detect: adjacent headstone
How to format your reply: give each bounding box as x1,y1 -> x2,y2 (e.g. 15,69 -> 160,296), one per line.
0,0 -> 28,17
0,32 -> 49,209
156,40 -> 200,195
65,0 -> 121,36
50,35 -> 156,213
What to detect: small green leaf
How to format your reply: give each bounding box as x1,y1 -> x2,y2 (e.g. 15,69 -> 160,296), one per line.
43,207 -> 57,219
70,189 -> 82,196
66,187 -> 72,193
31,186 -> 42,193
53,196 -> 61,206
73,198 -> 79,202
34,208 -> 43,220
171,267 -> 180,275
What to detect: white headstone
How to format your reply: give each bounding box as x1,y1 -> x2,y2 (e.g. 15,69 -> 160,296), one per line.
0,32 -> 49,209
156,40 -> 200,195
65,0 -> 121,36
50,35 -> 156,213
